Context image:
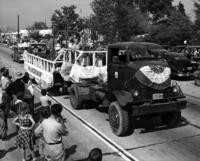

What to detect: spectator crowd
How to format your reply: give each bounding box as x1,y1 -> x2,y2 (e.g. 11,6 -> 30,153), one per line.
0,67 -> 103,161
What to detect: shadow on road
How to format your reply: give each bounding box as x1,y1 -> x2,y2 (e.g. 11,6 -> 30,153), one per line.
137,116 -> 189,134
65,144 -> 77,160
0,146 -> 17,159
2,131 -> 18,141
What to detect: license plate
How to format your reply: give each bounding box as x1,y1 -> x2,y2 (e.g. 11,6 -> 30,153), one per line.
187,67 -> 192,70
152,93 -> 163,100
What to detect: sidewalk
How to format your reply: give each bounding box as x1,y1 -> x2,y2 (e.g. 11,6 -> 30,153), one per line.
176,80 -> 200,98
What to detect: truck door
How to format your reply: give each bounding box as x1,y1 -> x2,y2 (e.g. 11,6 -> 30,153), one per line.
108,49 -> 128,91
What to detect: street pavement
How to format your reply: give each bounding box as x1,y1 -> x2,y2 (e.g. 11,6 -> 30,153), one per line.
1,45 -> 200,161
1,79 -> 200,161
177,80 -> 200,98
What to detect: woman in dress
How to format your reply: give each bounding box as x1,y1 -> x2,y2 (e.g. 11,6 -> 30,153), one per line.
12,102 -> 36,161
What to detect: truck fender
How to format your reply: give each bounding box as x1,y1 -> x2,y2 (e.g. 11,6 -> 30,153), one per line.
112,90 -> 133,107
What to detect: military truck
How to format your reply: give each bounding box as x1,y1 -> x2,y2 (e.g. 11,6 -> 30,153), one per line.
69,42 -> 187,136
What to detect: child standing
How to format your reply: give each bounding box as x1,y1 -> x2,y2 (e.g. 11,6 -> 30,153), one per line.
12,102 -> 36,161
39,89 -> 51,120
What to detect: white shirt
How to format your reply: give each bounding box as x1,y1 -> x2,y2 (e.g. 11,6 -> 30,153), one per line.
35,116 -> 66,143
40,95 -> 51,107
1,76 -> 10,91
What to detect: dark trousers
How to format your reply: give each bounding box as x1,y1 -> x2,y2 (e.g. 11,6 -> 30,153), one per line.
2,92 -> 11,116
0,103 -> 8,138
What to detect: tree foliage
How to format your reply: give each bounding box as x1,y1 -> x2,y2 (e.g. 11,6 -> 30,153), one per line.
28,31 -> 43,41
192,0 -> 200,43
90,0 -> 149,43
134,0 -> 173,22
26,21 -> 48,41
177,1 -> 186,16
51,5 -> 85,36
150,9 -> 193,45
30,21 -> 48,30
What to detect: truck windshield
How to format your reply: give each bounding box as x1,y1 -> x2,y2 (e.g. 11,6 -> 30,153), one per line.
128,48 -> 162,62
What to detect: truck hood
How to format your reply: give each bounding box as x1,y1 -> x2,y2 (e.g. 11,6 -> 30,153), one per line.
128,60 -> 171,90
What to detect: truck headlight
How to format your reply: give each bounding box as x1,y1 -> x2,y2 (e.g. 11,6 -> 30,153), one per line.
132,90 -> 139,97
172,86 -> 179,93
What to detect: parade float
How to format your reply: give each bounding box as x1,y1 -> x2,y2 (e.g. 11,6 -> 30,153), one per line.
23,43 -> 107,91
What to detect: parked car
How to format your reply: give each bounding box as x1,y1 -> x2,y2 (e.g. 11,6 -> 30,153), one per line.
171,45 -> 200,68
150,50 -> 195,78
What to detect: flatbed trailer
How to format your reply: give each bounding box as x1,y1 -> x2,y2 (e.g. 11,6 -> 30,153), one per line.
23,46 -> 107,91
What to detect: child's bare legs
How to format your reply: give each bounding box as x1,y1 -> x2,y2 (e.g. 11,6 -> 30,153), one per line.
20,148 -> 26,161
29,145 -> 36,160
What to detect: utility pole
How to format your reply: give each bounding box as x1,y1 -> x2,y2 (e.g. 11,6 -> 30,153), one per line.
17,14 -> 20,44
45,18 -> 47,27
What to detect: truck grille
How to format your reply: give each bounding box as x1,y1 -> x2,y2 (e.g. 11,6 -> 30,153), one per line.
139,87 -> 171,101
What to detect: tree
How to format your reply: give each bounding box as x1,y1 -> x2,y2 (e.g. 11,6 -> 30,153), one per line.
28,31 -> 43,41
90,0 -> 149,43
30,21 -> 48,30
51,5 -> 85,36
177,1 -> 186,16
134,0 -> 173,22
192,0 -> 200,43
150,9 -> 193,45
26,21 -> 48,41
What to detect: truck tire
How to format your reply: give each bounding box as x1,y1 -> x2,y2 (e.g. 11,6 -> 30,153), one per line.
108,101 -> 130,136
161,111 -> 181,127
69,84 -> 83,110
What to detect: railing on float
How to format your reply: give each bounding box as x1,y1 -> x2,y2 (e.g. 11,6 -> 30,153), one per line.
24,48 -> 107,74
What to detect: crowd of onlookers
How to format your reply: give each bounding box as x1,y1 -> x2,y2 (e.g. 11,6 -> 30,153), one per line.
0,67 -> 103,161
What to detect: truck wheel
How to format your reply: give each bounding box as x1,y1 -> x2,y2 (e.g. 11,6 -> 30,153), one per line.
108,101 -> 130,136
69,84 -> 83,110
161,111 -> 181,127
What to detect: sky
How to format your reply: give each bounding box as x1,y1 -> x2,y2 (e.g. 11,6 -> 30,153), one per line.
0,0 -> 196,31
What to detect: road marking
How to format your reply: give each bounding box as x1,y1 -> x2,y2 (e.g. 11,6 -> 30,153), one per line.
33,84 -> 140,161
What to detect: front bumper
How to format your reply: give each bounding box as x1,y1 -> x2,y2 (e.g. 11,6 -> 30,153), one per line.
131,98 -> 187,116
172,72 -> 193,77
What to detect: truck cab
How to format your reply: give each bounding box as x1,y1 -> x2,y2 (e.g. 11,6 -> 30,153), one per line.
70,42 -> 187,136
